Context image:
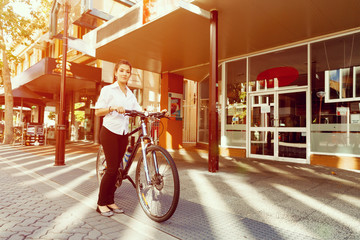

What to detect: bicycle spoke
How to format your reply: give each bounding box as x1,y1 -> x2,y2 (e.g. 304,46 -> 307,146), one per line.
136,145 -> 180,222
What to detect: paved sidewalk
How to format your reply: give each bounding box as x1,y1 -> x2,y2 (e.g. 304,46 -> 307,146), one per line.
0,144 -> 171,240
0,142 -> 360,240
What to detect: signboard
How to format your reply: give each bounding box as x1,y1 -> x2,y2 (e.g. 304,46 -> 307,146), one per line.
143,0 -> 177,24
351,114 -> 360,123
261,105 -> 271,113
337,107 -> 348,116
168,92 -> 182,119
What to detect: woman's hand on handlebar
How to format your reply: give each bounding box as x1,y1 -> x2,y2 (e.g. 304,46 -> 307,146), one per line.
123,109 -> 170,119
112,106 -> 126,114
161,109 -> 170,118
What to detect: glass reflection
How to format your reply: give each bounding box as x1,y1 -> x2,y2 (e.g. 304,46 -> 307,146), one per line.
251,95 -> 274,128
199,78 -> 209,143
278,132 -> 306,158
311,32 -> 360,155
251,131 -> 274,156
225,59 -> 247,147
278,92 -> 306,128
249,45 -> 307,92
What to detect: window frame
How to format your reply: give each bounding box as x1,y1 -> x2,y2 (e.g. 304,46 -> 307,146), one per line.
325,66 -> 360,103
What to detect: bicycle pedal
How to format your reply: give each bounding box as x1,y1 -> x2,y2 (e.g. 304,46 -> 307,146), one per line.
115,168 -> 123,187
115,180 -> 122,188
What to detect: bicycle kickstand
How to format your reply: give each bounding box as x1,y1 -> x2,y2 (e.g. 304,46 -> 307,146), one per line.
125,175 -> 136,189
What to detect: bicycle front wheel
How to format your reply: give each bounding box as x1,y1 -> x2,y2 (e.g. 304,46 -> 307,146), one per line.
135,145 -> 180,222
96,145 -> 106,185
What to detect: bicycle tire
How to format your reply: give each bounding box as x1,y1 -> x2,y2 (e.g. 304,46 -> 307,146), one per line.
96,145 -> 106,185
135,145 -> 180,222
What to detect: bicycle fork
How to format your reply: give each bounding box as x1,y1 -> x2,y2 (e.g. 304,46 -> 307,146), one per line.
140,123 -> 160,185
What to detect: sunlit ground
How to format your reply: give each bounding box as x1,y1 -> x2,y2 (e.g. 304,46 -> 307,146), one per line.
0,142 -> 360,239
0,143 -> 171,239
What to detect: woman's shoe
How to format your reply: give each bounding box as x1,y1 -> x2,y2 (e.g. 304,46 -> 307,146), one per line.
96,206 -> 114,217
107,205 -> 124,214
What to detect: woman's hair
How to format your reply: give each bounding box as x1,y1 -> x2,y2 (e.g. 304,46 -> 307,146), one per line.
113,59 -> 132,82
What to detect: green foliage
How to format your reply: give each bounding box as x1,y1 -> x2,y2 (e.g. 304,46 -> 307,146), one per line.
0,0 -> 52,76
239,91 -> 246,103
228,82 -> 247,104
0,0 -> 51,46
48,111 -> 56,120
74,102 -> 85,123
0,0 -> 51,65
0,0 -> 52,143
74,110 -> 85,123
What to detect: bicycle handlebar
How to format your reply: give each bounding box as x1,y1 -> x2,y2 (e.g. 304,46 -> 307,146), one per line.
124,109 -> 169,119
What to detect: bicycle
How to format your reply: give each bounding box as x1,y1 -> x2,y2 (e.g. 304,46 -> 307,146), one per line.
96,110 -> 180,222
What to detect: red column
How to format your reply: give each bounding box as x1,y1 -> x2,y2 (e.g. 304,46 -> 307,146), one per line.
209,10 -> 219,172
55,2 -> 69,166
160,72 -> 183,149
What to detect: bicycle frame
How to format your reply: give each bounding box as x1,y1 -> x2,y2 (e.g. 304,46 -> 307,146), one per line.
121,115 -> 159,188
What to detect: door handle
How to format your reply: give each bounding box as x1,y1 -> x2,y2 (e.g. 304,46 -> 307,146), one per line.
274,118 -> 279,127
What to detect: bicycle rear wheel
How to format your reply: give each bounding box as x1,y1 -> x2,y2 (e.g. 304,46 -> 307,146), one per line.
96,145 -> 106,184
135,145 -> 180,222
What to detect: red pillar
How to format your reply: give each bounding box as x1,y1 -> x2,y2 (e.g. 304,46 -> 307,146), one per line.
55,2 -> 69,166
209,10 -> 219,172
160,72 -> 183,149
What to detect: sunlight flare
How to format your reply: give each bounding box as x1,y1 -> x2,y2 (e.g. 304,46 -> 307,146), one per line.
188,170 -> 248,238
274,184 -> 360,232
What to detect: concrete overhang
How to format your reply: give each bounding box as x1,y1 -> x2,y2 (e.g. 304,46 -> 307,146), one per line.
90,0 -> 360,81
11,58 -> 101,96
91,2 -> 210,81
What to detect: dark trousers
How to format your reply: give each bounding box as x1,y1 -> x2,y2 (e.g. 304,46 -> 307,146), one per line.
97,126 -> 128,206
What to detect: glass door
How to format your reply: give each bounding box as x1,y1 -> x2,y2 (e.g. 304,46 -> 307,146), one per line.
249,89 -> 308,163
249,93 -> 276,158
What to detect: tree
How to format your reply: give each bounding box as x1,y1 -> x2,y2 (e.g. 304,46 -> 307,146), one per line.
0,0 -> 51,143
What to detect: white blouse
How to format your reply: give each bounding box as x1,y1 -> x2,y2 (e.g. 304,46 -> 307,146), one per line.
94,82 -> 142,135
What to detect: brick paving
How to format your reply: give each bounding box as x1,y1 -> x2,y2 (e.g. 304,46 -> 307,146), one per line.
1,142 -> 360,239
0,144 -> 169,240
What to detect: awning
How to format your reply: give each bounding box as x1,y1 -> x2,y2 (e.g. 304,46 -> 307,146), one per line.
91,0 -> 360,81
0,85 -> 46,108
11,57 -> 102,95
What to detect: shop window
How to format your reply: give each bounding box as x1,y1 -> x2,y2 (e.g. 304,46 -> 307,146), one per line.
142,71 -> 160,112
29,51 -> 36,67
16,63 -> 22,76
198,66 -> 221,144
325,66 -> 360,102
249,46 -> 307,92
183,80 -> 197,143
224,59 -> 246,147
198,77 -> 209,143
311,32 -> 360,155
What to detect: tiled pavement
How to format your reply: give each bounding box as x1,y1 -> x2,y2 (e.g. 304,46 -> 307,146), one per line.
0,142 -> 360,239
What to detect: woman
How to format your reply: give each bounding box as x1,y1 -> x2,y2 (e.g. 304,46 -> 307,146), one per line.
94,59 -> 142,217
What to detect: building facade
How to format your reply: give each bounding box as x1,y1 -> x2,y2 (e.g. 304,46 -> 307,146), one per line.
87,0 -> 360,170
3,0 -> 162,144
198,31 -> 360,170
4,0 -> 360,171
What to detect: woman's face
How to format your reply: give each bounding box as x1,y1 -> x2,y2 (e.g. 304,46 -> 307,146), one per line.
115,64 -> 131,84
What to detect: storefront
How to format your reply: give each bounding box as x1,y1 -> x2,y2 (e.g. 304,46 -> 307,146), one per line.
9,57 -> 102,143
197,30 -> 360,169
84,0 -> 360,170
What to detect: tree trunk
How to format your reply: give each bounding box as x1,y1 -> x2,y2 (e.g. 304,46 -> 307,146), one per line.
1,40 -> 14,144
